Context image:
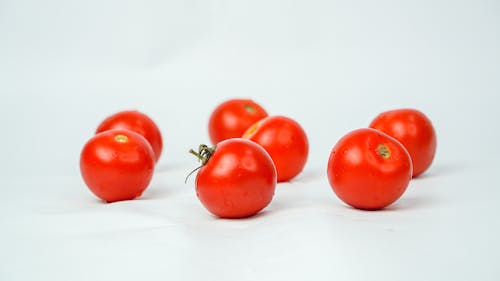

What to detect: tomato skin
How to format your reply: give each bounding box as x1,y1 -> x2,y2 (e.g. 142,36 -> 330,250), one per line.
369,109 -> 436,177
208,99 -> 268,144
243,116 -> 308,182
327,128 -> 412,210
96,110 -> 163,162
80,129 -> 155,203
195,138 -> 276,218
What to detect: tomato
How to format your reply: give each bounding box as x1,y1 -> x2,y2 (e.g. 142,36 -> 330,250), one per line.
242,116 -> 308,182
369,108 -> 436,177
80,129 -> 155,203
327,128 -> 412,210
96,110 -> 163,162
189,138 -> 276,218
208,99 -> 268,144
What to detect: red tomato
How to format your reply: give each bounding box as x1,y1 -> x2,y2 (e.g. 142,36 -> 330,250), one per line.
242,116 -> 308,182
96,110 -> 163,162
208,99 -> 268,144
327,128 -> 412,210
369,109 -> 436,177
190,138 -> 276,218
80,129 -> 155,203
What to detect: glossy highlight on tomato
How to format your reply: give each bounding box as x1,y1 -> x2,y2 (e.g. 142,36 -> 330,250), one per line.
327,128 -> 412,210
96,110 -> 163,162
208,99 -> 268,144
243,116 -> 308,182
369,108 -> 436,177
80,129 -> 155,203
190,138 -> 276,218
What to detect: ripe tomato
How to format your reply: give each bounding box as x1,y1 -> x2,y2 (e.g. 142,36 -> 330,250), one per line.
208,99 -> 268,144
369,108 -> 436,177
327,128 -> 412,210
190,138 -> 276,218
242,116 -> 308,182
96,110 -> 163,162
80,129 -> 155,203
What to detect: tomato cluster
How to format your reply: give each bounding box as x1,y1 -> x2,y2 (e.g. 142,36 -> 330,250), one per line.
189,99 -> 309,217
80,111 -> 162,203
190,140 -> 276,218
327,109 -> 436,210
207,100 -> 309,183
79,100 -> 436,218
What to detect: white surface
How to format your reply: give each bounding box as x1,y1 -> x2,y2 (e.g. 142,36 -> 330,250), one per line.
1,0 -> 499,280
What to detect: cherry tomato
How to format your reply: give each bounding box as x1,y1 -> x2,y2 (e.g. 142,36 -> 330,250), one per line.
189,138 -> 276,218
242,116 -> 308,182
369,108 -> 436,177
80,129 -> 155,203
208,99 -> 268,144
96,110 -> 163,162
327,128 -> 412,210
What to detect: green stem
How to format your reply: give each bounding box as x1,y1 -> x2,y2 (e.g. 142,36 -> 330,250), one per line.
185,144 -> 216,183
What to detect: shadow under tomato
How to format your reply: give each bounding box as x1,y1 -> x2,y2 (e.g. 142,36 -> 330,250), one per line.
383,196 -> 435,211
213,209 -> 271,221
137,186 -> 170,200
412,163 -> 468,181
336,195 -> 434,212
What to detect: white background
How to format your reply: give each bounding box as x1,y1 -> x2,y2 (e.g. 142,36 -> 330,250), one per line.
1,0 -> 499,280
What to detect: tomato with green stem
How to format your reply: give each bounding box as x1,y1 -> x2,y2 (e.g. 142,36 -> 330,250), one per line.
188,138 -> 276,218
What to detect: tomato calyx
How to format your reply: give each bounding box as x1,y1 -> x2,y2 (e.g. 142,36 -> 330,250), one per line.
114,134 -> 129,143
185,144 -> 216,183
243,104 -> 256,113
377,144 -> 391,159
